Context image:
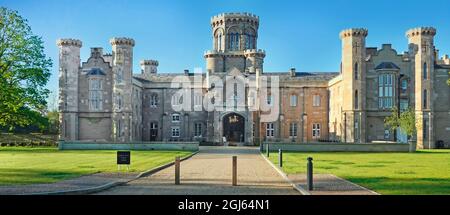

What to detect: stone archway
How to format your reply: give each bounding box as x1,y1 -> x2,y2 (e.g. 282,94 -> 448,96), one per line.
223,113 -> 245,143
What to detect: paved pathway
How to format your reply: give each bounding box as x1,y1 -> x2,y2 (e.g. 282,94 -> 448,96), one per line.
96,146 -> 300,195
288,174 -> 378,195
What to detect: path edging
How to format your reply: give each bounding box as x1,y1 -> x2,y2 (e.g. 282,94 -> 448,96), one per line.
260,153 -> 311,195
27,151 -> 199,195
329,174 -> 380,195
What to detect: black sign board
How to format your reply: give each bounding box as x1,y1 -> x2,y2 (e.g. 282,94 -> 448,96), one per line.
117,151 -> 131,165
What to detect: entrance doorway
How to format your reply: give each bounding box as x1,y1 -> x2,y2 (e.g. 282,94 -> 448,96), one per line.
150,122 -> 158,141
223,113 -> 245,143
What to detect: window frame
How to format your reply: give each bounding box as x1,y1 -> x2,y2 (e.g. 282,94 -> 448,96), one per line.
194,123 -> 202,137
312,123 -> 321,139
171,127 -> 180,138
266,123 -> 274,137
313,95 -> 321,107
172,113 -> 181,123
289,122 -> 298,138
290,95 -> 297,107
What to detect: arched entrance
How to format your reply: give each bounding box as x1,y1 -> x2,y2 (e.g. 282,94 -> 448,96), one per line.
223,113 -> 245,143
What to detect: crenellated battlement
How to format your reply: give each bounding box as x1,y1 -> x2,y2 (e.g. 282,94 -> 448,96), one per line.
110,37 -> 135,46
244,49 -> 266,57
56,38 -> 82,47
339,28 -> 368,39
406,27 -> 436,38
211,12 -> 259,26
204,50 -> 222,58
140,60 -> 159,66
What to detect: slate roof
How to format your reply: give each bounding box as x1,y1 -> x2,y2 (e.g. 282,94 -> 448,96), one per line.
86,68 -> 106,76
375,62 -> 400,70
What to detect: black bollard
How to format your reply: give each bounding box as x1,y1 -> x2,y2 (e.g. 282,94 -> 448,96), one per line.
307,157 -> 313,191
232,156 -> 237,186
175,156 -> 180,185
279,149 -> 283,167
266,144 -> 270,157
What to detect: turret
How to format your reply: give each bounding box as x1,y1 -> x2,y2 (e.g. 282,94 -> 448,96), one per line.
56,38 -> 82,140
210,12 -> 259,52
110,37 -> 135,142
244,49 -> 265,73
140,60 -> 158,79
205,13 -> 265,74
339,28 -> 368,143
406,27 -> 436,149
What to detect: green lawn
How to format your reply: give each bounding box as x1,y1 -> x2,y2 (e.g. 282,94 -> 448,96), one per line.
0,147 -> 192,185
268,150 -> 450,195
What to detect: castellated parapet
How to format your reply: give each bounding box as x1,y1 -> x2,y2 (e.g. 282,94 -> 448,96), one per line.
110,37 -> 135,46
140,59 -> 159,78
244,49 -> 266,58
339,28 -> 368,39
140,60 -> 159,66
56,38 -> 82,47
211,12 -> 259,26
406,27 -> 437,38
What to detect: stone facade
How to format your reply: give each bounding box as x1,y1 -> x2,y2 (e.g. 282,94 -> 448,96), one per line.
57,13 -> 450,149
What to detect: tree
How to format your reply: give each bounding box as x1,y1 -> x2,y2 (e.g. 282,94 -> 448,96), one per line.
0,7 -> 52,130
46,110 -> 59,134
385,107 -> 417,141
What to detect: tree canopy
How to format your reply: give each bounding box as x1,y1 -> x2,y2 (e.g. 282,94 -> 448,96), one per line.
0,7 -> 52,130
385,107 -> 417,140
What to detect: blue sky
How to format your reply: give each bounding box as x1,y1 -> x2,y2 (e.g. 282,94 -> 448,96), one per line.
2,0 -> 450,97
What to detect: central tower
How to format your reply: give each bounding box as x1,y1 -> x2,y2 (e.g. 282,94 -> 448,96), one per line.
205,12 -> 265,74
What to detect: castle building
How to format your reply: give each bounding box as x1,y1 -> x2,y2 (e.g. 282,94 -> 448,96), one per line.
57,13 -> 450,149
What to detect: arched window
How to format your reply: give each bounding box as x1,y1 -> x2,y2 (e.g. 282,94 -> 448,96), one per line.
244,28 -> 256,50
423,62 -> 427,80
214,29 -> 224,51
354,62 -> 358,80
227,28 -> 240,51
354,90 -> 359,109
218,34 -> 222,51
234,33 -> 239,50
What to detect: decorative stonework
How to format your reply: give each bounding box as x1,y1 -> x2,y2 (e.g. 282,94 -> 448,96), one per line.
244,49 -> 266,58
140,60 -> 159,66
211,12 -> 259,27
406,27 -> 436,38
109,37 -> 135,47
56,39 -> 82,47
339,28 -> 369,39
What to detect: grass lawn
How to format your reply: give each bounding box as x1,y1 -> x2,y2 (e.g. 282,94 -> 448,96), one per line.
0,147 -> 192,185
268,150 -> 450,195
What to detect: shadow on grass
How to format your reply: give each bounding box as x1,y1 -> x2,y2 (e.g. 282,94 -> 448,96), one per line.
0,168 -> 90,186
414,150 -> 450,154
345,176 -> 450,195
0,147 -> 58,153
355,164 -> 386,168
